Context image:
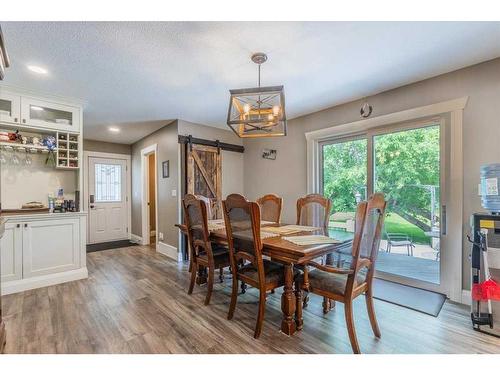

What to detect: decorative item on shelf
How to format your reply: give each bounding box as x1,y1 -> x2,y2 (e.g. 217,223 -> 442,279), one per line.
0,132 -> 9,142
162,160 -> 169,178
32,136 -> 41,146
22,201 -> 45,209
42,135 -> 57,167
262,148 -> 277,160
360,101 -> 373,118
227,52 -> 287,138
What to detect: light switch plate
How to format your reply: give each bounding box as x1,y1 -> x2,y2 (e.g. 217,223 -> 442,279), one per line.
159,232 -> 164,240
171,189 -> 177,197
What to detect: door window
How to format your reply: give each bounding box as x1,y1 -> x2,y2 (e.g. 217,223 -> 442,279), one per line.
95,163 -> 122,202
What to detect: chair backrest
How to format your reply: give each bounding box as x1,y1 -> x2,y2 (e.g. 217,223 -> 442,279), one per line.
349,192 -> 387,286
296,194 -> 332,234
183,194 -> 212,262
256,194 -> 283,223
222,194 -> 265,284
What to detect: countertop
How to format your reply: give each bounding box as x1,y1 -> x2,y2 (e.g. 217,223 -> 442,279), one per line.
0,211 -> 88,221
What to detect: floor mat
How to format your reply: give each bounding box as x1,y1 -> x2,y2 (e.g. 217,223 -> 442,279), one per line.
86,240 -> 135,253
373,278 -> 446,317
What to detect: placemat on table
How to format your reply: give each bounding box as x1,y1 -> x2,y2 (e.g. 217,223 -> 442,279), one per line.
282,235 -> 341,246
261,224 -> 320,235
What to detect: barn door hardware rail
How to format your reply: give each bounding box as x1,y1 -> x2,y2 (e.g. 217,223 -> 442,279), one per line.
178,135 -> 244,153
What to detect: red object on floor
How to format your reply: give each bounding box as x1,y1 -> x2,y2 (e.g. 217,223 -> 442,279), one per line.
472,279 -> 500,301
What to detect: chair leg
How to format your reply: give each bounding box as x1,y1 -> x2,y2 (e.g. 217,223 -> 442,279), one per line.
344,300 -> 361,354
254,290 -> 267,339
188,262 -> 197,295
365,288 -> 381,338
294,281 -> 303,330
219,267 -> 224,283
227,278 -> 238,320
302,291 -> 309,309
323,297 -> 332,314
204,268 -> 214,305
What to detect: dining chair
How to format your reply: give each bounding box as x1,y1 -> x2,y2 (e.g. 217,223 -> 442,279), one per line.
222,193 -> 295,339
256,194 -> 283,224
183,194 -> 231,305
196,195 -> 220,220
296,194 -> 332,235
296,193 -> 387,353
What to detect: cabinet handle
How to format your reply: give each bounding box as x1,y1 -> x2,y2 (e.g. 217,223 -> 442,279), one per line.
24,223 -> 28,228
14,117 -> 18,122
22,119 -> 26,123
16,223 -> 20,228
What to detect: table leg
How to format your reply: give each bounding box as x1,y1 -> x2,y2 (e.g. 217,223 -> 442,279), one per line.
196,265 -> 207,285
280,264 -> 296,336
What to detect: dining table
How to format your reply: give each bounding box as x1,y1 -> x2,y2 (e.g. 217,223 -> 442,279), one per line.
176,220 -> 353,336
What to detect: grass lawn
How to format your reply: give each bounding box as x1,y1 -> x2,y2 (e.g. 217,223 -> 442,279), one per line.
383,213 -> 430,245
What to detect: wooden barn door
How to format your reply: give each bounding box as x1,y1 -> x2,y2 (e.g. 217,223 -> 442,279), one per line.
186,144 -> 222,218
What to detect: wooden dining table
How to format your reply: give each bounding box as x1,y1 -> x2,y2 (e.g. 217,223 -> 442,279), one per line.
176,221 -> 353,336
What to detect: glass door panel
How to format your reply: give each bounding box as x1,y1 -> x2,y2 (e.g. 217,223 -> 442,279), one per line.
0,92 -> 21,124
321,137 -> 367,238
373,124 -> 441,284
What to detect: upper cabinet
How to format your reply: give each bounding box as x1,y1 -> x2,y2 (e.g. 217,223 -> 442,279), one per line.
0,88 -> 81,133
0,91 -> 21,124
20,97 -> 80,132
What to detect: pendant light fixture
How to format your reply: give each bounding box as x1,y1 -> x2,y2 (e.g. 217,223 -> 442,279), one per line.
226,53 -> 287,138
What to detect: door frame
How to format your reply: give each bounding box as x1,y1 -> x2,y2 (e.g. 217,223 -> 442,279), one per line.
306,97 -> 467,303
83,151 -> 132,244
141,144 -> 158,246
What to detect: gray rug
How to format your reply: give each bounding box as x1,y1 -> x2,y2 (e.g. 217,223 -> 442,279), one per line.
373,278 -> 446,317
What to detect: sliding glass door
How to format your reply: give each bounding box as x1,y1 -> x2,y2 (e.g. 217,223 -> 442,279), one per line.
321,120 -> 445,292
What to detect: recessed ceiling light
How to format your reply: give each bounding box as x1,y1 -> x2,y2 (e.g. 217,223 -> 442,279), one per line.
108,127 -> 120,133
27,65 -> 48,75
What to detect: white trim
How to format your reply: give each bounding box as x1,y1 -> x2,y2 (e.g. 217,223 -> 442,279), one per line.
130,233 -> 142,244
178,143 -> 183,257
461,289 -> 472,306
83,151 -> 132,244
157,241 -> 178,261
1,267 -> 88,296
305,97 -> 468,303
141,144 -> 158,246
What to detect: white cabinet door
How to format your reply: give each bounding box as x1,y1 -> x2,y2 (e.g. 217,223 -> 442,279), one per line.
22,218 -> 80,278
0,222 -> 23,282
0,91 -> 21,124
20,97 -> 80,132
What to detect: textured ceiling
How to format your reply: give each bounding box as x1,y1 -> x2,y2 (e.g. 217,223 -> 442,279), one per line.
2,21 -> 500,144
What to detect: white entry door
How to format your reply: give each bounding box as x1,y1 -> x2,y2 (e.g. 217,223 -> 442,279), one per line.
88,157 -> 128,243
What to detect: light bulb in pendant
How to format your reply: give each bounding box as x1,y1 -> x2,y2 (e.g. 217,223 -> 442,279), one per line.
272,105 -> 280,116
243,103 -> 251,114
267,114 -> 274,121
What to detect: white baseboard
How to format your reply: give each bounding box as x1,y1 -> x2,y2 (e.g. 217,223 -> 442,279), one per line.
157,241 -> 178,261
461,289 -> 471,306
130,233 -> 142,244
1,267 -> 88,296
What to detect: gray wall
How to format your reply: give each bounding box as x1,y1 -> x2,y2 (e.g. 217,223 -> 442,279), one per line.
83,139 -> 131,155
131,121 -> 180,249
243,57 -> 500,290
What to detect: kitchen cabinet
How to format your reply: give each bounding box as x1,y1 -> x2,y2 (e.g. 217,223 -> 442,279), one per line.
20,96 -> 80,132
22,217 -> 80,278
0,213 -> 87,295
0,91 -> 21,125
0,222 -> 22,282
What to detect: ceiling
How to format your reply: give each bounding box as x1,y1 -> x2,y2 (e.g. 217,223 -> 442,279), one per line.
2,21 -> 500,144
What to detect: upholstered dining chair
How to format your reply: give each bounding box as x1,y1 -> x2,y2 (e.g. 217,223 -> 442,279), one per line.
296,194 -> 332,235
196,195 -> 220,220
296,193 -> 387,353
183,194 -> 231,305
222,193 -> 294,339
256,194 -> 283,224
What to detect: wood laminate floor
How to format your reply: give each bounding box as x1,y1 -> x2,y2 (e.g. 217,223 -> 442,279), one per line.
2,245 -> 500,354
